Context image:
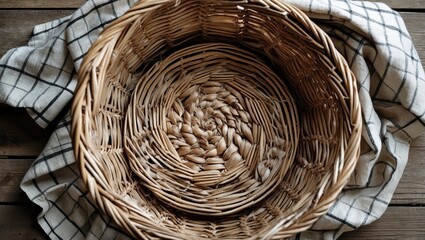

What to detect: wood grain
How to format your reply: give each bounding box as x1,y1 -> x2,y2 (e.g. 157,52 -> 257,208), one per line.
400,12 -> 425,64
341,207 -> 425,239
0,159 -> 34,203
0,10 -> 74,56
0,204 -> 46,239
0,0 -> 83,9
411,134 -> 425,147
371,0 -> 425,9
0,107 -> 51,156
392,145 -> 425,205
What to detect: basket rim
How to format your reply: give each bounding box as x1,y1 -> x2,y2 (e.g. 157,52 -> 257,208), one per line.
70,0 -> 362,238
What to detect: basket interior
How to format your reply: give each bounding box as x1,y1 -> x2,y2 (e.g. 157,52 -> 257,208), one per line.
124,42 -> 299,216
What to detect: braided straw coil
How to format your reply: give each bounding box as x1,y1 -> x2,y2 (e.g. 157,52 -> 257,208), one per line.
71,0 -> 362,239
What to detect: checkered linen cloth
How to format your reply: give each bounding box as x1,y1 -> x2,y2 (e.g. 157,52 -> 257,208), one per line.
1,0 -> 424,239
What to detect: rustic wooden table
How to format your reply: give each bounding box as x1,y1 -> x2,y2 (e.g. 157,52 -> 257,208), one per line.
0,0 -> 424,239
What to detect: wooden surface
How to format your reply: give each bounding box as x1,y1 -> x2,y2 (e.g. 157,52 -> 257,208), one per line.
0,1 -> 424,239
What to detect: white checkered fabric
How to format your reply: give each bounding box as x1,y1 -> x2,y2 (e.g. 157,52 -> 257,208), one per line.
1,0 -> 424,239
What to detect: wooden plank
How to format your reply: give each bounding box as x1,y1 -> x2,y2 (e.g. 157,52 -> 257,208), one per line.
0,10 -> 74,56
411,133 -> 425,147
340,206 -> 425,239
0,0 -> 83,9
0,107 -> 51,156
0,158 -> 34,203
392,145 -> 425,204
370,0 -> 425,9
400,12 -> 425,65
0,204 -> 46,239
0,0 -> 421,10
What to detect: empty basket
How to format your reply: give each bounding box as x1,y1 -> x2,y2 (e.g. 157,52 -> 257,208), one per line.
71,0 -> 362,239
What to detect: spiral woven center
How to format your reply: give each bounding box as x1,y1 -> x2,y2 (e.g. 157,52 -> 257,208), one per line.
166,80 -> 287,186
125,43 -> 297,216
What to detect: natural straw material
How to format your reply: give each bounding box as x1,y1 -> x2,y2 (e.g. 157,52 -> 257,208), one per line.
125,43 -> 298,216
71,0 -> 362,239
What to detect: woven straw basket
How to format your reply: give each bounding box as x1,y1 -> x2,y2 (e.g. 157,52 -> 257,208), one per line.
71,0 -> 362,239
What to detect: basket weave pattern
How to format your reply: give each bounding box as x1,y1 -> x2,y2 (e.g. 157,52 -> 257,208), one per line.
71,0 -> 362,239
125,43 -> 298,216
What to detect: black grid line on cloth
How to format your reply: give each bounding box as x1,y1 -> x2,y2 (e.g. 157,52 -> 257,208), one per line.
327,0 -> 332,15
339,197 -> 381,220
334,2 -> 410,38
28,108 -> 51,126
328,200 -> 367,239
66,0 -> 121,30
308,0 -> 313,12
0,65 -> 74,96
31,16 -> 71,38
315,178 -> 389,238
328,198 -> 379,239
1,30 -> 77,126
391,5 -> 409,92
388,63 -> 424,83
407,61 -> 423,111
372,99 -> 425,138
31,166 -> 90,238
42,215 -> 63,240
47,199 -> 87,238
3,50 -> 36,102
79,8 -> 95,48
0,48 -> 18,82
32,68 -> 76,123
78,190 -> 134,239
31,36 -> 67,95
23,50 -> 74,123
33,145 -> 74,168
322,143 -> 399,238
322,20 -> 421,67
345,160 -> 397,191
360,1 -> 371,39
361,161 -> 397,226
362,109 -> 379,153
320,18 -> 423,138
325,212 -> 357,230
66,0 -> 127,62
71,18 -> 120,63
368,195 -> 389,205
395,109 -> 425,133
316,22 -> 374,68
349,11 -> 409,39
21,36 -> 69,98
29,162 -> 78,202
322,1 -> 424,107
68,0 -> 132,63
373,40 -> 420,65
87,0 -> 106,44
370,2 -> 394,100
52,181 -> 91,236
31,178 -> 52,208
23,112 -> 134,239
